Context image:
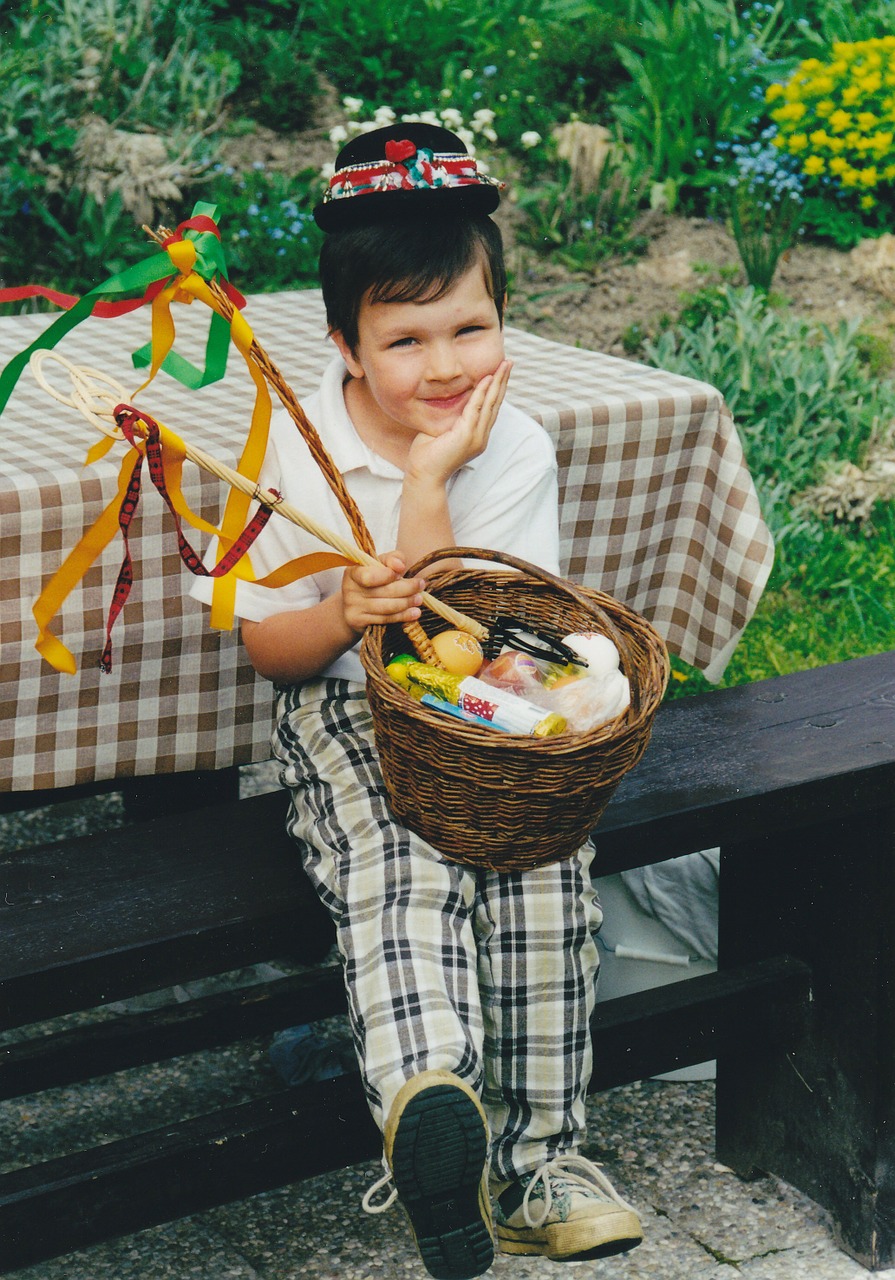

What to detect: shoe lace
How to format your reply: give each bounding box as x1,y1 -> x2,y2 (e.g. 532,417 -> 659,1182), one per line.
361,1158 -> 398,1215
519,1153 -> 636,1229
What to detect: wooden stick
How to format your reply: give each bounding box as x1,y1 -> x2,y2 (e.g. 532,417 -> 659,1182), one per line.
29,350 -> 489,642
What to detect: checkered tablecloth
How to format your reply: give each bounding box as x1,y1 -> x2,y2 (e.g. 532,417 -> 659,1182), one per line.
0,289 -> 773,791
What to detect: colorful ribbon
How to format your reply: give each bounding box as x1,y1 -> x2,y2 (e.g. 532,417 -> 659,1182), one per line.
31,404 -> 353,675
0,202 -> 243,415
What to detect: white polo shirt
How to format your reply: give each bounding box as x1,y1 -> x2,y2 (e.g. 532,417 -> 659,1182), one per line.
191,355 -> 559,682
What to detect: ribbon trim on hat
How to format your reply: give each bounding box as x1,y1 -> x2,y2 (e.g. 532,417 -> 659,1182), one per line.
323,148 -> 502,203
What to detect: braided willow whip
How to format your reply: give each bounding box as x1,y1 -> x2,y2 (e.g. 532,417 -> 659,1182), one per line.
29,350 -> 489,649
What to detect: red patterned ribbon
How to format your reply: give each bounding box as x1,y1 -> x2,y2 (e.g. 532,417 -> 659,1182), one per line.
100,405 -> 276,672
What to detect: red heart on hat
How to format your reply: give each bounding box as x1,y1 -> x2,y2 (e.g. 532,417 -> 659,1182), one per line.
385,138 -> 417,164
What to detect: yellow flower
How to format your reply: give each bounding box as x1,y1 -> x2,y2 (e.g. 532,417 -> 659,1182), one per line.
774,100 -> 808,123
857,112 -> 880,131
884,162 -> 895,180
829,155 -> 849,174
839,166 -> 861,187
765,82 -> 785,103
871,130 -> 894,155
803,154 -> 826,175
814,99 -> 835,118
858,71 -> 883,95
828,109 -> 852,132
860,193 -> 877,209
787,132 -> 809,153
859,165 -> 880,187
809,129 -> 831,149
842,84 -> 862,105
772,133 -> 786,149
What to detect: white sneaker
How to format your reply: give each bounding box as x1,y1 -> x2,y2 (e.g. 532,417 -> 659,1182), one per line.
492,1152 -> 642,1261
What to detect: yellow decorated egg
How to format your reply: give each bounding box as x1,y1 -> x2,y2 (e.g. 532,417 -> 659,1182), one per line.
431,629 -> 484,676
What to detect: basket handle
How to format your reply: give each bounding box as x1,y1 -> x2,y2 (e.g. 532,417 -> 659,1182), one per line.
407,546 -> 641,712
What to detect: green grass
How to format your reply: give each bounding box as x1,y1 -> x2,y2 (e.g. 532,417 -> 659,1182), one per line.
665,502 -> 895,699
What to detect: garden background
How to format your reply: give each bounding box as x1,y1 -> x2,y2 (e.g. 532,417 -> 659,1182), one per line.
3,0 -> 895,696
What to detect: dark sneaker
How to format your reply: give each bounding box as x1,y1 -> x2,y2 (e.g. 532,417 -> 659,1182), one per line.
365,1070 -> 494,1280
492,1153 -> 642,1261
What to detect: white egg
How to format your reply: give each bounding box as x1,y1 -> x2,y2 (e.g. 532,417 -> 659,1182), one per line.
562,631 -> 620,678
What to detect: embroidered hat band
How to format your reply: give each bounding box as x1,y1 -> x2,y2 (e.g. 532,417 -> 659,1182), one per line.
313,122 -> 502,232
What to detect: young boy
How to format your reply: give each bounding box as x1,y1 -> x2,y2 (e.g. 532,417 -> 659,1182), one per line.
192,122 -> 641,1280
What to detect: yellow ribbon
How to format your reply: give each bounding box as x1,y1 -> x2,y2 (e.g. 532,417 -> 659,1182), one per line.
32,236 -> 352,673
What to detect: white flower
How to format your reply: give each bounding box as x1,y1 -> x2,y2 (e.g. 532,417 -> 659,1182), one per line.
457,127 -> 476,147
440,108 -> 464,129
482,127 -> 497,143
419,110 -> 441,125
477,158 -> 490,174
472,108 -> 496,125
460,67 -> 474,80
373,105 -> 396,124
520,130 -> 542,149
320,163 -> 335,179
342,96 -> 364,114
329,124 -> 348,143
359,119 -> 380,132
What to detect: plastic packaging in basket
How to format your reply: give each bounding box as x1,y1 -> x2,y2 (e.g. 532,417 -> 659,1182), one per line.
360,548 -> 669,872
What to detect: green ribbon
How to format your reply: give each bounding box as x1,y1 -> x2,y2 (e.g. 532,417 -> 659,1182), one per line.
0,201 -> 233,415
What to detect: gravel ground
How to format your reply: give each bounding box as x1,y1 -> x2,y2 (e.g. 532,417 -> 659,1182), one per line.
3,773 -> 893,1280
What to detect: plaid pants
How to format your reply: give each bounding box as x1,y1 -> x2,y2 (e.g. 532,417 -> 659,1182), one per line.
272,679 -> 603,1181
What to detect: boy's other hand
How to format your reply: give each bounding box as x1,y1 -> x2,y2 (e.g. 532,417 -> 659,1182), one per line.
342,552 -> 426,633
406,359 -> 512,486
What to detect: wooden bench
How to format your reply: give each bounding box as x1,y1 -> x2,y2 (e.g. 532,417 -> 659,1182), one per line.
1,650 -> 893,1272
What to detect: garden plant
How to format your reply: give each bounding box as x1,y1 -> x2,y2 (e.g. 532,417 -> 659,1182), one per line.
1,0 -> 894,694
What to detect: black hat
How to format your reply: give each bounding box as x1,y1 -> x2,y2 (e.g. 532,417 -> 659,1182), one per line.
313,122 -> 501,232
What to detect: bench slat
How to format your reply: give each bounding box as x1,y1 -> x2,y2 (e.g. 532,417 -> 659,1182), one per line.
0,958 -> 810,1273
0,967 -> 345,1100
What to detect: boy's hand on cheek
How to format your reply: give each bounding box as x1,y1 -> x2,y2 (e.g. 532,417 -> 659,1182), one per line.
341,552 -> 426,634
406,359 -> 512,486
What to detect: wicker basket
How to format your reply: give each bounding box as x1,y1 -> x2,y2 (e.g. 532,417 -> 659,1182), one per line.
360,547 -> 669,872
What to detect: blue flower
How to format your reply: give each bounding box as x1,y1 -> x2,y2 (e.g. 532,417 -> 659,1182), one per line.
484,64 -> 497,77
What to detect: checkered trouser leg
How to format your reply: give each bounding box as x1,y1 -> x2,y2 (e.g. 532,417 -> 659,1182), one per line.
272,679 -> 603,1181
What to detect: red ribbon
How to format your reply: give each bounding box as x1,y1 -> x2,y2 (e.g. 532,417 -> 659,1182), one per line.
100,404 -> 276,672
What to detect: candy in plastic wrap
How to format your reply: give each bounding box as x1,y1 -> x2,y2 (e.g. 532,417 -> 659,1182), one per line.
397,661 -> 566,737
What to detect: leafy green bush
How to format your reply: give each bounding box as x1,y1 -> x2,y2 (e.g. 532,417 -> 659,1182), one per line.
213,18 -> 319,133
200,164 -> 324,293
0,0 -> 238,291
722,136 -> 804,290
643,286 -> 895,538
609,0 -> 794,209
515,147 -> 650,269
298,0 -> 481,113
766,36 -> 895,246
667,502 -> 895,697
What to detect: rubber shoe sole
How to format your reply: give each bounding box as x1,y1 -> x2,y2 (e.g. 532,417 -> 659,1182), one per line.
385,1072 -> 494,1280
497,1202 -> 642,1261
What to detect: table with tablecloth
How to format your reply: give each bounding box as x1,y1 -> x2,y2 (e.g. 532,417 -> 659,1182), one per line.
0,289 -> 773,792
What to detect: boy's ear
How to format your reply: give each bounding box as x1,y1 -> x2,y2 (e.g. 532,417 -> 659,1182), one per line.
330,329 -> 365,379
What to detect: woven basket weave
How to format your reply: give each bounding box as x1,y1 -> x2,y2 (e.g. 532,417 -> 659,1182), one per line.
360,547 -> 669,872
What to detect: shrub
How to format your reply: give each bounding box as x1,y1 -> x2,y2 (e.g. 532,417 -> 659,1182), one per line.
200,164 -> 325,293
214,18 -> 320,133
722,135 -> 804,290
643,286 -> 895,538
608,0 -> 793,210
515,144 -> 651,270
0,0 -> 238,290
766,36 -> 895,245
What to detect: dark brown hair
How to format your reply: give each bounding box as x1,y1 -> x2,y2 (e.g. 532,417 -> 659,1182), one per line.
318,214 -> 506,351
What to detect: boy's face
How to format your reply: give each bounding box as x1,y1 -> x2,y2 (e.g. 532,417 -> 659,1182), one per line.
332,259 -> 505,452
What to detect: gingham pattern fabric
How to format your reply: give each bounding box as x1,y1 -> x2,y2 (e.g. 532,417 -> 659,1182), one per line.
273,678 -> 603,1178
0,289 -> 773,792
